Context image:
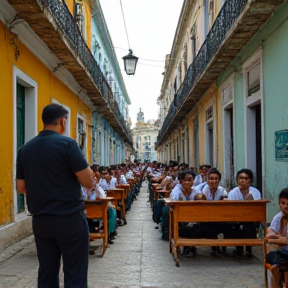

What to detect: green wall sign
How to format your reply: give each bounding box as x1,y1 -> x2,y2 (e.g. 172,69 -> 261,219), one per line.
275,129 -> 288,161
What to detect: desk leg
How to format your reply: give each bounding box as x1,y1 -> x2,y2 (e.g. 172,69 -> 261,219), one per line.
171,239 -> 179,267
172,210 -> 180,267
169,208 -> 172,253
121,200 -> 127,224
102,204 -> 108,257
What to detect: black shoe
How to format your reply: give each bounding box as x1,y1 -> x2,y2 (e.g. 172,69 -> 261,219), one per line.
108,239 -> 114,244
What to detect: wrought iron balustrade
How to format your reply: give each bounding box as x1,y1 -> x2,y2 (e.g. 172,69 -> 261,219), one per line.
157,0 -> 248,145
38,0 -> 132,143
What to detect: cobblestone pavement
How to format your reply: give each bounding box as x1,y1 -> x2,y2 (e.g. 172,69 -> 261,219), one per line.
0,181 -> 266,288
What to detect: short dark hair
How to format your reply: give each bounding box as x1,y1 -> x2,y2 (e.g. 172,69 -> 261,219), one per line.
90,164 -> 99,172
208,168 -> 222,181
178,171 -> 186,181
279,188 -> 288,201
98,166 -> 106,174
236,168 -> 253,183
199,164 -> 211,169
42,104 -> 68,125
184,170 -> 196,179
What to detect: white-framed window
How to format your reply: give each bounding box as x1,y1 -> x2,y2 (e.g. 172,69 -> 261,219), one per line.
221,74 -> 235,188
51,99 -> 71,137
204,99 -> 216,166
243,49 -> 263,192
77,114 -> 87,157
13,66 -> 37,218
74,1 -> 87,41
190,23 -> 197,60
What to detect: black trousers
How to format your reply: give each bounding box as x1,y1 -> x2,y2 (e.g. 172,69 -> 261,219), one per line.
32,211 -> 89,288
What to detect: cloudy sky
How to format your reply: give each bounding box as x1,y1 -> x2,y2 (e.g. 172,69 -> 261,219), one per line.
99,0 -> 184,127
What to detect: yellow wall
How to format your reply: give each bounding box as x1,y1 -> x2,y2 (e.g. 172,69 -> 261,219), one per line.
64,0 -> 92,49
188,83 -> 224,171
0,22 -> 92,226
83,0 -> 92,49
65,0 -> 75,16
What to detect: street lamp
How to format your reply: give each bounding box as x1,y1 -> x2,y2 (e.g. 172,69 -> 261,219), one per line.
122,49 -> 138,75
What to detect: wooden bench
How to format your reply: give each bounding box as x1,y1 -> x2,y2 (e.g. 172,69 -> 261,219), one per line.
84,197 -> 113,257
164,199 -> 270,271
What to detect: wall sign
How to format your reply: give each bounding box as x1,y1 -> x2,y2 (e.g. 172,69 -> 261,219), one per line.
275,129 -> 288,161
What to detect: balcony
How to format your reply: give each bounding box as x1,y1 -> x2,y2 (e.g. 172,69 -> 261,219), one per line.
7,0 -> 133,146
156,0 -> 284,147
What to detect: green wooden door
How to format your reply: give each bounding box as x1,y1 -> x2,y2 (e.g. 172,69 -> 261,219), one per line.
17,83 -> 25,213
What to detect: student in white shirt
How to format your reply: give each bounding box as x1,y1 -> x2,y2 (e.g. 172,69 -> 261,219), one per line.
193,164 -> 211,187
228,168 -> 261,256
196,168 -> 229,254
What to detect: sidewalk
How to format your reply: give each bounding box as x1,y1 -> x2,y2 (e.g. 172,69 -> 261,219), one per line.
0,181 -> 265,288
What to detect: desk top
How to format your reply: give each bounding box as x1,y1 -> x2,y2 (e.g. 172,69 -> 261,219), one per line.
84,197 -> 114,203
164,199 -> 270,205
156,190 -> 171,193
164,199 -> 270,222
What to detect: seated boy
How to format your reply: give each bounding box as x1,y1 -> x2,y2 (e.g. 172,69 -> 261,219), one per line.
266,188 -> 288,288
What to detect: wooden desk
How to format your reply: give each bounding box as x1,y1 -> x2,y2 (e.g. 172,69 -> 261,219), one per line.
116,184 -> 130,200
164,199 -> 270,268
155,189 -> 171,199
106,189 -> 125,221
84,197 -> 113,257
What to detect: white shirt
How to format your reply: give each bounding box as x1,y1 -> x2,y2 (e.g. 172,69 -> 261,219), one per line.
169,183 -> 182,200
228,187 -> 261,200
120,174 -> 127,184
89,184 -> 106,199
194,174 -> 203,187
106,177 -> 117,190
170,184 -> 200,201
201,184 -> 228,200
194,182 -> 207,191
269,211 -> 283,234
99,178 -> 108,191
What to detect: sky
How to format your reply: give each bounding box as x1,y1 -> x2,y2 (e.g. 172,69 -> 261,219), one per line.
99,0 -> 184,127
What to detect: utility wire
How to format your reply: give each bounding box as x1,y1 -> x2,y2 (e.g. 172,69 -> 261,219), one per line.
138,61 -> 164,68
114,46 -> 165,62
119,0 -> 131,50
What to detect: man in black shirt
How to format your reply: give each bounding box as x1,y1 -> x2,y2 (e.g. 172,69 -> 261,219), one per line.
16,104 -> 93,288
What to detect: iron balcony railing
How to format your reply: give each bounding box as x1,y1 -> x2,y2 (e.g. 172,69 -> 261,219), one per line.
157,0 -> 248,145
38,0 -> 132,145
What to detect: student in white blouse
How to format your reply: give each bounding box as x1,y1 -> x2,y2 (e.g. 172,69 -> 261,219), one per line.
169,171 -> 200,201
196,168 -> 229,254
228,168 -> 261,256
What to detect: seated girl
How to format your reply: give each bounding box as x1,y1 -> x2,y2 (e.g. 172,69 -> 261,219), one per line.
228,168 -> 261,256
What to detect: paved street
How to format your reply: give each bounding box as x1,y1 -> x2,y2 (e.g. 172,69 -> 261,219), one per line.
0,181 -> 266,288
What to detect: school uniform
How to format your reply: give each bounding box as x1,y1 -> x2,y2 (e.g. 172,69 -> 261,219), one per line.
228,186 -> 261,200
227,186 -> 261,254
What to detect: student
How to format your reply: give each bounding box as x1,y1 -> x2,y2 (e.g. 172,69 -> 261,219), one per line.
169,170 -> 200,255
194,164 -> 211,187
169,170 -> 199,201
196,168 -> 229,254
266,188 -> 288,288
228,168 -> 261,256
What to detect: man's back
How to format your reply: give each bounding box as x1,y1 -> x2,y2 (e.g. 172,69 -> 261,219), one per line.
17,130 -> 88,216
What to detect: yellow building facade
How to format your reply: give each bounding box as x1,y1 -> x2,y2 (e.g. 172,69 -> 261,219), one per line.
0,0 -> 95,250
